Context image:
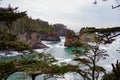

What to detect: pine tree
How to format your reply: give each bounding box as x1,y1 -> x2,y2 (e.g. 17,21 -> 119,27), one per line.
0,4 -> 26,28
0,4 -> 29,52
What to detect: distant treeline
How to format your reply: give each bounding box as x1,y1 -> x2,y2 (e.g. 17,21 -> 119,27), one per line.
0,15 -> 55,34
80,27 -> 120,34
12,16 -> 55,34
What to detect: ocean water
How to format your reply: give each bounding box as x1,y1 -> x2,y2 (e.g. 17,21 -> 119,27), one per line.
1,36 -> 120,80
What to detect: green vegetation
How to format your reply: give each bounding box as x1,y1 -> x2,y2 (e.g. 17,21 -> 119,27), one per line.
80,27 -> 120,43
70,27 -> 120,80
73,41 -> 85,47
0,5 -> 56,35
0,4 -> 72,80
64,26 -> 120,80
102,60 -> 120,80
80,27 -> 120,34
0,61 -> 16,80
0,28 -> 29,51
72,27 -> 114,80
12,16 -> 55,34
0,52 -> 78,80
66,29 -> 76,36
0,5 -> 29,52
1,1 -> 120,80
0,4 -> 26,28
73,41 -> 107,80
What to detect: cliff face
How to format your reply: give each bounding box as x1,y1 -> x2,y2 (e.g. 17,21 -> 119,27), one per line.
18,31 -> 60,49
0,15 -> 67,48
79,33 -> 96,42
64,29 -> 79,47
18,31 -> 48,49
64,29 -> 96,47
13,16 -> 61,41
64,35 -> 79,47
53,24 -> 67,36
40,32 -> 60,41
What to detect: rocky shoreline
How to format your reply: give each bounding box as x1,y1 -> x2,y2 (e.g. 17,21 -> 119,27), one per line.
18,24 -> 67,49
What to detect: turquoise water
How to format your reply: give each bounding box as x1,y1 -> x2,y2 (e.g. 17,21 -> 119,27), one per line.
8,72 -> 31,80
42,37 -> 76,59
0,37 -> 79,80
0,51 -> 42,62
1,36 -> 120,80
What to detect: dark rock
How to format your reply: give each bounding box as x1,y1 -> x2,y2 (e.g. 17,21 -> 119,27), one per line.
53,24 -> 67,36
40,32 -> 60,41
32,42 -> 48,49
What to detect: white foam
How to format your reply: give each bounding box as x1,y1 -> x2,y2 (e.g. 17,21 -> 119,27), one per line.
41,41 -> 54,48
52,58 -> 72,65
0,51 -> 22,57
64,72 -> 82,80
34,49 -> 45,53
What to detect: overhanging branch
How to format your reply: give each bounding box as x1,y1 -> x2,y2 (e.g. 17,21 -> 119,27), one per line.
112,5 -> 120,9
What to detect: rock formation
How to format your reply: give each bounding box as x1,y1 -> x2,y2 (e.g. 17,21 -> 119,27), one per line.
64,29 -> 79,47
64,35 -> 79,47
64,28 -> 96,47
53,24 -> 67,36
18,31 -> 48,49
40,32 -> 60,41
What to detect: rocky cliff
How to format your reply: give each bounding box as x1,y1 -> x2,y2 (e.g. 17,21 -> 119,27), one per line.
64,29 -> 79,47
53,24 -> 67,36
0,15 -> 67,48
64,28 -> 96,47
40,32 -> 60,41
12,16 -> 61,41
18,31 -> 48,49
64,35 -> 79,47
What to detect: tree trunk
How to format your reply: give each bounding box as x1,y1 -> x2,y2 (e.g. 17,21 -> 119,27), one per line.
92,60 -> 95,80
31,74 -> 36,80
31,73 -> 42,80
92,50 -> 97,80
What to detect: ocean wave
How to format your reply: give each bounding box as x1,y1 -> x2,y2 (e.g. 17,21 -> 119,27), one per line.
0,51 -> 22,57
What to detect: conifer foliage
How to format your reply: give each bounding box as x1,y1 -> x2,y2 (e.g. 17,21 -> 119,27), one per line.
0,4 -> 26,27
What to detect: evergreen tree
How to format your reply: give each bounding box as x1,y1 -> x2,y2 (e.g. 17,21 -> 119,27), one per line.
73,37 -> 107,80
0,4 -> 29,52
0,4 -> 26,28
102,60 -> 120,80
73,27 -> 120,80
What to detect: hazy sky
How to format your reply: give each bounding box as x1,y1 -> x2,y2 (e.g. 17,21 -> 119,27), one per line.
1,0 -> 120,30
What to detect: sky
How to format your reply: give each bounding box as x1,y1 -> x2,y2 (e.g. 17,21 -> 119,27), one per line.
1,0 -> 120,31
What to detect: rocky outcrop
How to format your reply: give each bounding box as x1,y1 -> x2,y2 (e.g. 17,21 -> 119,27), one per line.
40,32 -> 60,41
79,33 -> 96,42
53,24 -> 67,36
64,35 -> 79,47
64,29 -> 79,47
18,31 -> 48,49
64,28 -> 96,47
32,42 -> 48,49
